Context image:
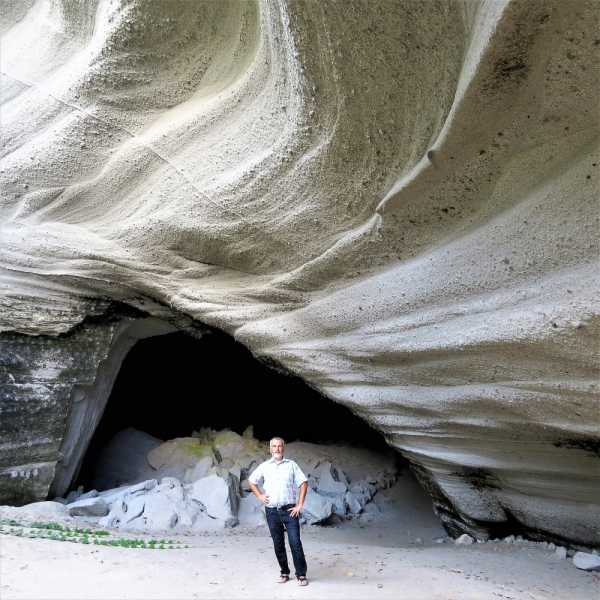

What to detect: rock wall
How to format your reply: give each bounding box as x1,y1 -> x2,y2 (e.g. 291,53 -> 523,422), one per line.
0,1 -> 598,545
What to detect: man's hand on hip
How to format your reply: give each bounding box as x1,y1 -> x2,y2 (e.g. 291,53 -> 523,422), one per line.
288,503 -> 303,518
259,493 -> 270,505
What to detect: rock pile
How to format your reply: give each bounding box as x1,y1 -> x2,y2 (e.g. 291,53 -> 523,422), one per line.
52,427 -> 397,532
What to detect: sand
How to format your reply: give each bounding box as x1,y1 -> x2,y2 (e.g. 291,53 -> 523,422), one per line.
1,473 -> 597,600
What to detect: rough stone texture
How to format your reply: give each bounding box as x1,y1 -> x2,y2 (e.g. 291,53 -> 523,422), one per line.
0,0 -> 598,546
90,427 -> 163,492
301,488 -> 335,525
572,552 -> 600,571
189,469 -> 239,526
67,496 -> 109,517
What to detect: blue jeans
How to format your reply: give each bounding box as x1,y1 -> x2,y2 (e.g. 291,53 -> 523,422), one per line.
265,505 -> 307,578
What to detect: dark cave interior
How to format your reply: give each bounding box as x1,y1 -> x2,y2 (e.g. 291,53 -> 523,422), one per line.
76,329 -> 397,490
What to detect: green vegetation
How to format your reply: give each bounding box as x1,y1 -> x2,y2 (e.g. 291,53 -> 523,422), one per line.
0,520 -> 187,549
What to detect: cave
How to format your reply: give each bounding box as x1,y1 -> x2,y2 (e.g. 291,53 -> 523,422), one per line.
74,328 -> 396,494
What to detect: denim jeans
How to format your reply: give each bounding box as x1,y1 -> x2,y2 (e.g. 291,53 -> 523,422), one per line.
265,505 -> 307,578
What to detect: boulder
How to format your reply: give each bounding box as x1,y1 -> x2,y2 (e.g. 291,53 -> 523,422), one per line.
344,491 -> 362,514
316,462 -> 348,499
242,426 -> 254,439
19,501 -> 70,518
238,493 -> 266,527
185,456 -> 216,483
300,488 -> 334,525
78,489 -> 99,501
98,478 -> 197,530
573,552 -> 600,571
148,438 -> 216,482
90,427 -> 163,491
213,431 -> 247,460
68,497 -> 109,517
189,468 -> 238,526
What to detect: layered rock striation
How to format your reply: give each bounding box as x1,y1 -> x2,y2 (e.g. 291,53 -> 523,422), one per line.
0,1 -> 598,546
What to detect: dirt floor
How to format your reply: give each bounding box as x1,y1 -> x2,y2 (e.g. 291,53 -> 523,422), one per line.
1,473 -> 598,600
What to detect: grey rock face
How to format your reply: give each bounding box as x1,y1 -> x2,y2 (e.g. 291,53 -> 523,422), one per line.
300,488 -> 334,525
68,497 -> 109,517
189,470 -> 238,525
573,552 -> 600,571
344,491 -> 362,515
90,427 -> 163,492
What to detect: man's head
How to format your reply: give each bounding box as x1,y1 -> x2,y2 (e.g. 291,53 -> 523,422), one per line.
270,437 -> 285,460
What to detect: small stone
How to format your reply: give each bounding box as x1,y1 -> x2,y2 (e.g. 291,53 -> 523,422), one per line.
573,552 -> 600,571
455,534 -> 474,545
555,547 -> 567,559
435,538 -> 445,544
504,535 -> 515,544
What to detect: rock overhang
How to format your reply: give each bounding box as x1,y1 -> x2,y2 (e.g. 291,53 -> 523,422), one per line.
0,0 -> 598,547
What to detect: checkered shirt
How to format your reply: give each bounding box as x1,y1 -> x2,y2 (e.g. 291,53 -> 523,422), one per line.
248,457 -> 308,507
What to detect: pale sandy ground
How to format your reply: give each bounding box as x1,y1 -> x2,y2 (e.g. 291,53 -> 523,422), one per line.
1,473 -> 598,600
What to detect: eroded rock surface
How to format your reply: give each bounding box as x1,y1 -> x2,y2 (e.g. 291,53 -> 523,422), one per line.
0,0 -> 598,546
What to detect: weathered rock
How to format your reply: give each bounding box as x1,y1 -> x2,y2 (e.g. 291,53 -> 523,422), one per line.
185,456 -> 216,484
98,478 -> 197,530
300,488 -> 334,525
18,501 -> 70,518
65,487 -> 84,504
0,0 -> 598,549
189,469 -> 238,526
344,491 -> 362,514
573,552 -> 600,571
237,493 -> 266,527
316,462 -> 348,500
90,427 -> 163,492
68,497 -> 109,517
148,438 -> 216,482
455,534 -> 474,545
213,431 -> 247,460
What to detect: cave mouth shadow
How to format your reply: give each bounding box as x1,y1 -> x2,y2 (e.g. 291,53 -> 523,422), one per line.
75,329 -> 402,491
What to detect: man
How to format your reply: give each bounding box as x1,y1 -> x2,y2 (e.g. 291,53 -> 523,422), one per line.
248,437 -> 309,586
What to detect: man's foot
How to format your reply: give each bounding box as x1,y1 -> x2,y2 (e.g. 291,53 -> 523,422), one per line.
278,575 -> 290,584
297,576 -> 309,586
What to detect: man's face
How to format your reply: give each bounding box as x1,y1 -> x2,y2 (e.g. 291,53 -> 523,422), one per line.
270,440 -> 284,459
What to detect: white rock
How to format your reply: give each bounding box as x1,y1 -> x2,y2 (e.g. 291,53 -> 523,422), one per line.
68,497 -> 109,517
189,470 -> 238,526
573,552 -> 600,570
455,534 -> 474,545
19,501 -> 70,517
555,547 -> 567,559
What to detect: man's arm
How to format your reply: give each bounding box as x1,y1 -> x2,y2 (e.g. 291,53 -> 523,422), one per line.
249,481 -> 270,505
288,482 -> 308,517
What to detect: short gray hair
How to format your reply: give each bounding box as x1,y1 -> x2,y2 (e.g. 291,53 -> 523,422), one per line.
270,437 -> 285,446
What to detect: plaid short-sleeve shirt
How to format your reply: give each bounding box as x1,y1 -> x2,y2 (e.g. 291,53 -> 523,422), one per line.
248,457 -> 308,507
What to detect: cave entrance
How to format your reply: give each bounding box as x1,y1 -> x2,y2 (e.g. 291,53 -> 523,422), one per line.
75,328 -> 394,492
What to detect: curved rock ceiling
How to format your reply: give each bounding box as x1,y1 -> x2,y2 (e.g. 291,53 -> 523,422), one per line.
0,1 -> 598,545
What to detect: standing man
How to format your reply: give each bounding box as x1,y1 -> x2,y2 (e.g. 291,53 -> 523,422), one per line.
248,437 -> 309,586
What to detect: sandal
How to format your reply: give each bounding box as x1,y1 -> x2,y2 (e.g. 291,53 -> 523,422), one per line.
297,576 -> 309,586
278,574 -> 290,584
